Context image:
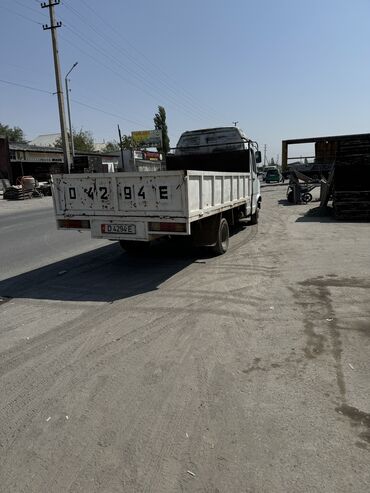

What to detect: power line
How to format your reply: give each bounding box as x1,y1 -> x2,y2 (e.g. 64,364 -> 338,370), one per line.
74,0 -> 226,123
60,26 -> 209,124
4,0 -> 213,123
0,4 -> 43,25
58,35 -> 160,125
60,32 -> 196,129
63,2 -> 217,122
60,23 -> 210,124
1,2 -> 220,137
71,99 -> 147,128
0,78 -> 53,95
59,30 -> 167,110
10,0 -> 48,19
3,0 -> 227,127
60,1 -> 218,124
0,77 -> 146,129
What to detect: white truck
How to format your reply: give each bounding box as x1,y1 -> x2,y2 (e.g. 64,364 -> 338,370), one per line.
52,127 -> 262,255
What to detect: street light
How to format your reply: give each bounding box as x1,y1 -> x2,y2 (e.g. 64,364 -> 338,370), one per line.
65,62 -> 78,172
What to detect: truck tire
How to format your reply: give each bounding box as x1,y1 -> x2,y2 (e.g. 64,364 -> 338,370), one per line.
250,207 -> 259,225
119,240 -> 148,255
212,218 -> 229,255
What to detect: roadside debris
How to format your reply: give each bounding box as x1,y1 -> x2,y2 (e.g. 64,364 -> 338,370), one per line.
3,185 -> 32,200
348,363 -> 355,370
46,417 -> 51,422
326,318 -> 333,322
58,270 -> 67,276
187,470 -> 195,477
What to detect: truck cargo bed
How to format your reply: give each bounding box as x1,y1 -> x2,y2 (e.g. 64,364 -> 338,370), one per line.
52,170 -> 253,241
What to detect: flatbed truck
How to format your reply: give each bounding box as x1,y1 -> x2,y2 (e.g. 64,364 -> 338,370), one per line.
52,127 -> 262,255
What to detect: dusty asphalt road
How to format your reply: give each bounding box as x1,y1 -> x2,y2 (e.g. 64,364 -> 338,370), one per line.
0,197 -> 108,281
0,187 -> 369,492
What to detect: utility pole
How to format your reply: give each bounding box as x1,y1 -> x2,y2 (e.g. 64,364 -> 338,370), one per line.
65,62 -> 78,165
263,144 -> 267,167
117,124 -> 124,170
41,0 -> 71,173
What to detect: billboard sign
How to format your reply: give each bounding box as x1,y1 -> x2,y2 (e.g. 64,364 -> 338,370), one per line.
131,129 -> 162,148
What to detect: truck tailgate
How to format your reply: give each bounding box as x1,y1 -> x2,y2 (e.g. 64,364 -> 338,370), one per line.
53,171 -> 188,217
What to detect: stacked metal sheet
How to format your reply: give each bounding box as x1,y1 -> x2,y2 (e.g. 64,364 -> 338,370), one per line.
3,186 -> 33,200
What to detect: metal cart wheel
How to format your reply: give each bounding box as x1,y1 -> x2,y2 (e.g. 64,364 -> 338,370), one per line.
301,192 -> 313,203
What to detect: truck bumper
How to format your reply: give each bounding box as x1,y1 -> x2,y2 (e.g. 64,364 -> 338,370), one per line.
57,216 -> 190,242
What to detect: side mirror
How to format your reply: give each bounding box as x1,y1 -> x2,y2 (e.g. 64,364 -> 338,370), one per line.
255,150 -> 262,163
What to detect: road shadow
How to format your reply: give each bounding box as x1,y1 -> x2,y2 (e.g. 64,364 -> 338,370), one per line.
0,241 -> 203,303
295,206 -> 336,223
0,220 -> 253,303
294,206 -> 369,223
278,199 -> 294,206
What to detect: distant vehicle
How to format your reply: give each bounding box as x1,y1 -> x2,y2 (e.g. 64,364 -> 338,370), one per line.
265,168 -> 282,183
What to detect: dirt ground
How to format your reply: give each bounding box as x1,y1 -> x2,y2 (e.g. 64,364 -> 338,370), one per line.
0,185 -> 369,492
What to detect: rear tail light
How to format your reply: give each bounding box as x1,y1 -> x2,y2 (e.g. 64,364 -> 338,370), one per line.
58,219 -> 90,229
148,221 -> 186,233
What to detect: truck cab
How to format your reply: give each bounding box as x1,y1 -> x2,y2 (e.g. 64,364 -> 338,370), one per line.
167,126 -> 262,216
175,126 -> 250,155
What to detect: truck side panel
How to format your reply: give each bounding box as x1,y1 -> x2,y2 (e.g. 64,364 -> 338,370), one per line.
187,172 -> 250,218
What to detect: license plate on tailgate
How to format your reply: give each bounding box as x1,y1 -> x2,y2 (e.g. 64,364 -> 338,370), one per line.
101,223 -> 136,234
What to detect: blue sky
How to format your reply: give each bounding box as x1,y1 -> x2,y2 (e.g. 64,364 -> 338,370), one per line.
1,0 -> 370,160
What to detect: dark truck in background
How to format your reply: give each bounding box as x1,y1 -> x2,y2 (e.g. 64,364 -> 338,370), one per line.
283,132 -> 370,218
331,136 -> 370,219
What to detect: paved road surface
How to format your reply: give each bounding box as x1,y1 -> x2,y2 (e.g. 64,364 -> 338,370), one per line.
0,198 -> 108,281
0,188 -> 369,492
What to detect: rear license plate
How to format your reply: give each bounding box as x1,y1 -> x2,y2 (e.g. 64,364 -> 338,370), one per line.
101,223 -> 136,234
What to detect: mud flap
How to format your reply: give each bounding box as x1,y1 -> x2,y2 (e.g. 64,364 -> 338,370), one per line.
191,214 -> 221,247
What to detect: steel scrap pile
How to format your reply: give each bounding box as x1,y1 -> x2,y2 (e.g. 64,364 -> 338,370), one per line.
3,186 -> 33,200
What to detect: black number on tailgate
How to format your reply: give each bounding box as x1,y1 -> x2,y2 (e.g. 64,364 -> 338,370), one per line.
99,186 -> 108,200
69,187 -> 76,199
87,187 -> 94,199
123,186 -> 132,200
138,186 -> 146,199
159,186 -> 168,200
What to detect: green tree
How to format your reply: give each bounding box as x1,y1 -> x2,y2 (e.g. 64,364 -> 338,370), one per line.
100,135 -> 136,153
153,105 -> 170,154
101,140 -> 120,152
55,128 -> 95,152
121,134 -> 134,149
0,122 -> 26,142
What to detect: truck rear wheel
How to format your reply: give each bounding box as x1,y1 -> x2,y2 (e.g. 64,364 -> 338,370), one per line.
212,218 -> 229,255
